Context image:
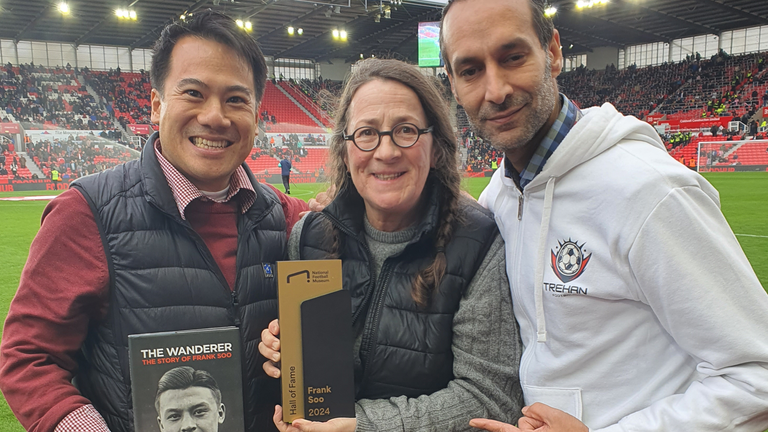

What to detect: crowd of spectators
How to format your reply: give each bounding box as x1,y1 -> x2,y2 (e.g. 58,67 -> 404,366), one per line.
1,63 -> 114,130
436,72 -> 453,101
3,50 -> 768,182
0,141 -> 29,179
294,77 -> 343,117
658,50 -> 768,118
462,133 -> 502,172
290,74 -> 450,120
260,109 -> 278,128
295,77 -> 343,99
254,132 -> 326,152
25,134 -> 137,180
557,50 -> 768,122
558,61 -> 691,119
82,67 -> 153,128
453,106 -> 502,172
663,131 -> 695,151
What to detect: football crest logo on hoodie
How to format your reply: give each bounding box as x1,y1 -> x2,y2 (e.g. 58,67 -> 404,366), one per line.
551,239 -> 591,283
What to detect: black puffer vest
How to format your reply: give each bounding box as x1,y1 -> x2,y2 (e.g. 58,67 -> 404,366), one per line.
70,133 -> 282,432
298,177 -> 498,399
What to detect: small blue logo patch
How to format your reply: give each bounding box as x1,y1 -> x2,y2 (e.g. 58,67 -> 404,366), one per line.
262,263 -> 274,278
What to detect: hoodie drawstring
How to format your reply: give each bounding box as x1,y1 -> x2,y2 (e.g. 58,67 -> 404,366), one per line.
534,176 -> 556,343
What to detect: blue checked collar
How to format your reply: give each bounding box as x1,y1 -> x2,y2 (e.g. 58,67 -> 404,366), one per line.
505,93 -> 582,189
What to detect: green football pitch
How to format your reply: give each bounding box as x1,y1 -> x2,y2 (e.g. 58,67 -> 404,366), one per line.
0,173 -> 766,430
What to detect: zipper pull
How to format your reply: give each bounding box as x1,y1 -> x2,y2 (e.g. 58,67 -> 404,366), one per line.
518,195 -> 523,220
231,291 -> 241,326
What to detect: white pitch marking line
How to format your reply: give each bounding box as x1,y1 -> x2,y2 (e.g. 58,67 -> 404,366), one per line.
735,234 -> 768,239
0,195 -> 58,201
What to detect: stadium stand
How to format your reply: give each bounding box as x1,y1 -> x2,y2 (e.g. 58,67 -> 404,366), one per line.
290,147 -> 329,175
0,148 -> 32,180
725,141 -> 768,165
657,51 -> 768,120
456,107 -> 503,174
556,51 -> 768,123
295,78 -> 343,119
246,148 -> 283,175
277,81 -> 334,127
82,68 -> 153,128
22,135 -> 137,180
2,44 -> 768,185
260,81 -> 326,133
558,61 -> 688,119
1,63 -> 113,131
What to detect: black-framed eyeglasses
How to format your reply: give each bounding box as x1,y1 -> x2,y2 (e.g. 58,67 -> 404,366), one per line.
343,123 -> 434,152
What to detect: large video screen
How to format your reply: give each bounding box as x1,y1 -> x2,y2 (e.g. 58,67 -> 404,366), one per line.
418,22 -> 442,68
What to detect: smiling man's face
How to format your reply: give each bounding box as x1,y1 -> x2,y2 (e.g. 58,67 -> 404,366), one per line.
442,0 -> 562,159
150,35 -> 257,191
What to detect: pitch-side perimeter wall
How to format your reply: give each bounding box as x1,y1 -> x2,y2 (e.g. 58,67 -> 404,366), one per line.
0,173 -> 325,193
0,178 -> 72,192
25,129 -> 112,143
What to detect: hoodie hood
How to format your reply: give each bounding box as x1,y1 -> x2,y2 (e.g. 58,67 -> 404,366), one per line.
528,102 -> 665,190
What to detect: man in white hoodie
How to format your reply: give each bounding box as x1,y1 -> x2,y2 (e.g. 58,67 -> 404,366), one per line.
440,0 -> 768,431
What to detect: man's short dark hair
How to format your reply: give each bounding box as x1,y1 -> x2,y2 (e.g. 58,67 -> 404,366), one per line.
150,9 -> 267,103
439,0 -> 555,74
154,366 -> 222,414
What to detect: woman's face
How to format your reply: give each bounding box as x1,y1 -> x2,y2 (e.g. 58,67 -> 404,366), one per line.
345,79 -> 435,232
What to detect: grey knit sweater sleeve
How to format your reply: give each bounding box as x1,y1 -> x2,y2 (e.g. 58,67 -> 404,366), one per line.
288,217 -> 524,432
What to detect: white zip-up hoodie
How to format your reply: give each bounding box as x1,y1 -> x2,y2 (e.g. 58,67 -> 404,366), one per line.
479,102 -> 768,431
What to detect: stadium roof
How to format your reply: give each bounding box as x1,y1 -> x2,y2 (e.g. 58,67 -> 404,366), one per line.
0,0 -> 766,65
550,0 -> 768,55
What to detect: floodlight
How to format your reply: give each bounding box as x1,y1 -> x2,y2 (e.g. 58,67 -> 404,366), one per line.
58,2 -> 70,14
245,21 -> 252,30
236,19 -> 244,28
116,9 -> 137,20
576,0 -> 609,9
544,6 -> 557,17
332,28 -> 340,38
288,26 -> 295,35
340,30 -> 347,40
297,28 -> 303,35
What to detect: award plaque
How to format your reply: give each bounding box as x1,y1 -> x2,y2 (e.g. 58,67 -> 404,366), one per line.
277,260 -> 355,423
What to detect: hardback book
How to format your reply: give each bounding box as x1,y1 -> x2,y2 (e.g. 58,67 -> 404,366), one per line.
128,326 -> 244,432
277,260 -> 355,423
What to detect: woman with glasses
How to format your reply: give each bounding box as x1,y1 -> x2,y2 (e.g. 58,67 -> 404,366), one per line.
259,59 -> 523,432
